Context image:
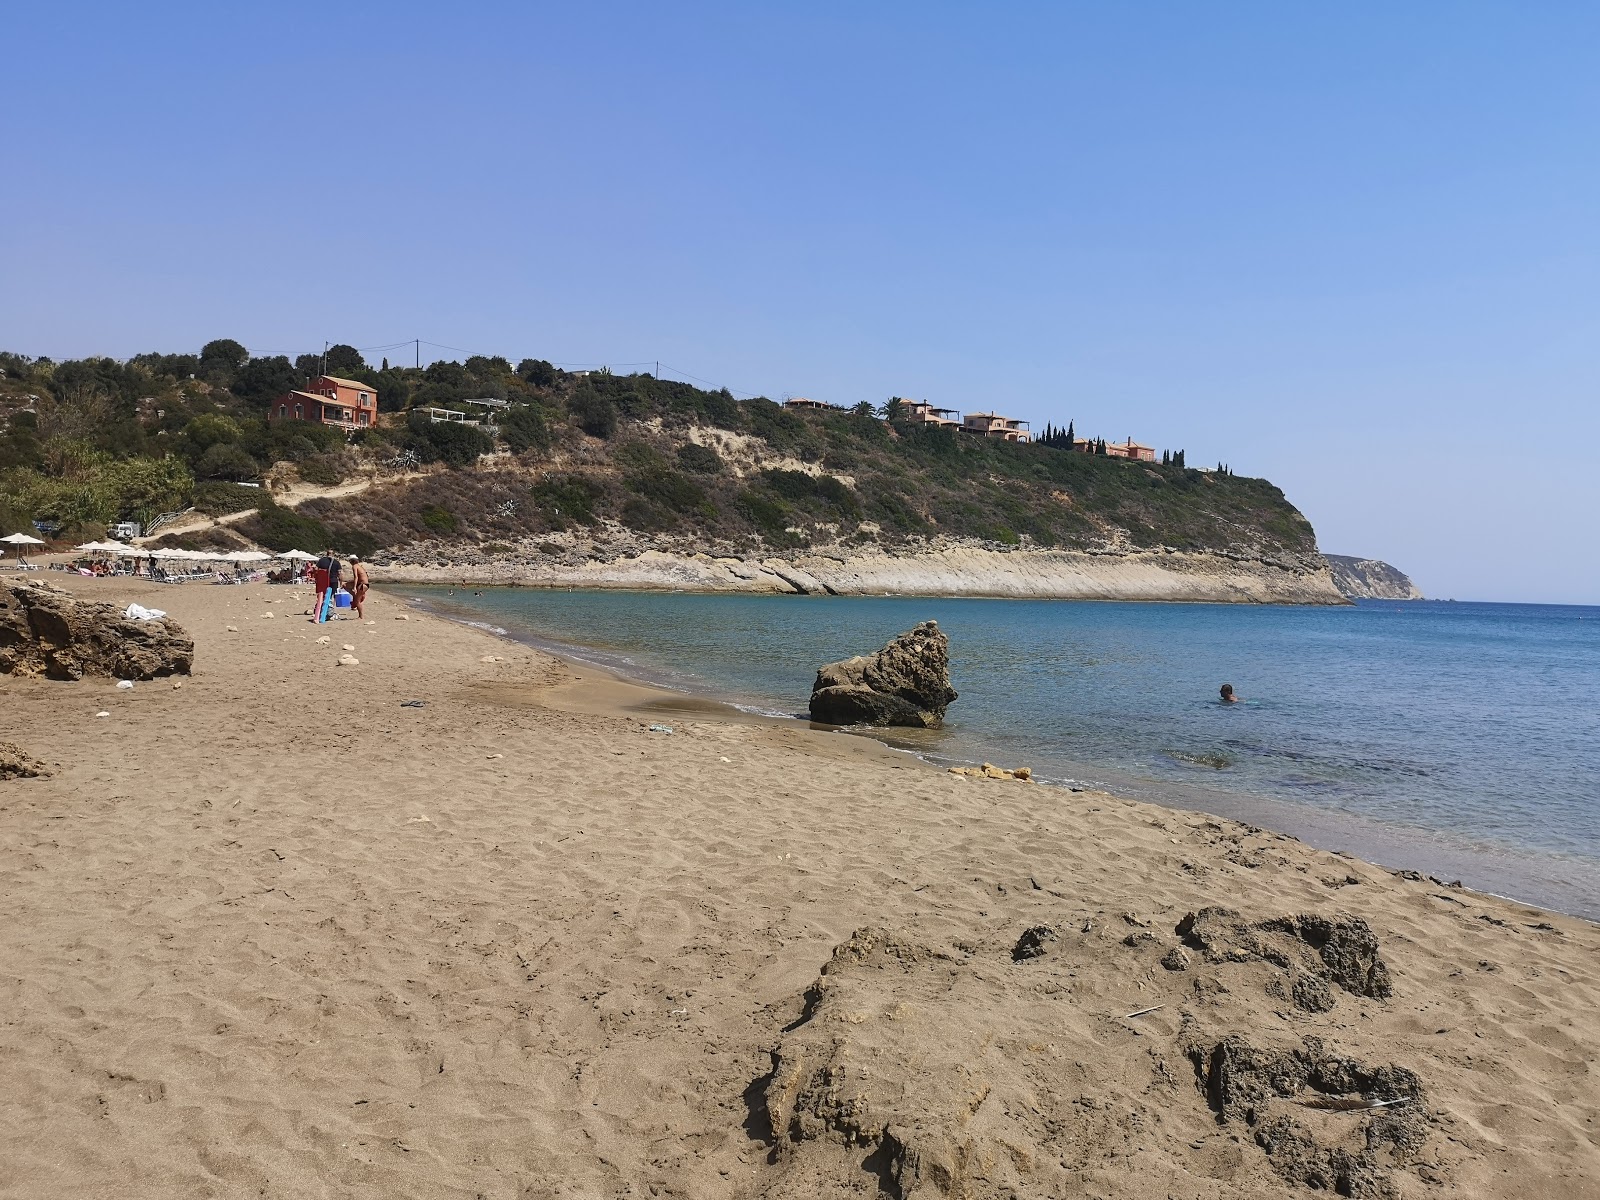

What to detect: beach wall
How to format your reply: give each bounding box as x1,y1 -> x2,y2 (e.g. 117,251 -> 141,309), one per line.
372,539 -> 1350,604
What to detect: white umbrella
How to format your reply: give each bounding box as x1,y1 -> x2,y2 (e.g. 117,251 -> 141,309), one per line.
76,541 -> 112,552
230,551 -> 271,563
101,541 -> 139,554
4,531 -> 47,566
149,548 -> 186,559
276,549 -> 318,561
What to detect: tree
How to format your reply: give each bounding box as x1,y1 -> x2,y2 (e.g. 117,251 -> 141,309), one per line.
232,355 -> 298,406
881,397 -> 907,421
517,358 -> 556,388
199,339 -> 249,384
324,344 -> 366,376
1065,420 -> 1074,449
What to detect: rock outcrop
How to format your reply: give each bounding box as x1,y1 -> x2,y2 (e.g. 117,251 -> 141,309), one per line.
0,580 -> 194,680
373,537 -> 1352,604
0,742 -> 52,779
1323,555 -> 1423,600
808,620 -> 956,727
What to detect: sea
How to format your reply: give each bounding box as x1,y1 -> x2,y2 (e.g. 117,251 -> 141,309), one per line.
389,587 -> 1600,920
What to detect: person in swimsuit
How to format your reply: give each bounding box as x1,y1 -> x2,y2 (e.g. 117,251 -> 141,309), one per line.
1219,683 -> 1242,704
349,556 -> 370,620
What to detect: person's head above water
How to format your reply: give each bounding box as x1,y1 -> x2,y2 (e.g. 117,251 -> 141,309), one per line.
1219,683 -> 1238,702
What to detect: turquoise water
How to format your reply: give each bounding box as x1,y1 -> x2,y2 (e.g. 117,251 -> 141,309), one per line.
394,588 -> 1600,919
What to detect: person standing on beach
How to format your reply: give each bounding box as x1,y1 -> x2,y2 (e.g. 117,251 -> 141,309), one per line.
349,556 -> 370,620
314,548 -> 342,623
311,553 -> 331,621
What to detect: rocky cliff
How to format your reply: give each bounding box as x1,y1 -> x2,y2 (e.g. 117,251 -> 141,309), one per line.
1323,555 -> 1423,601
372,533 -> 1350,604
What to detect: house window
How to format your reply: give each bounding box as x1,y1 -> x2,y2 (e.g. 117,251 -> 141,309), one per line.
278,404 -> 287,418
359,392 -> 369,403
294,404 -> 303,419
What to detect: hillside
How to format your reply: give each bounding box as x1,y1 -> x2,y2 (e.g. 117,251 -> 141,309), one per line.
0,342 -> 1345,602
1324,554 -> 1424,600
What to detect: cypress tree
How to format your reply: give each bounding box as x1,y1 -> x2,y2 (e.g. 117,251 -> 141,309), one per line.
1065,419 -> 1075,450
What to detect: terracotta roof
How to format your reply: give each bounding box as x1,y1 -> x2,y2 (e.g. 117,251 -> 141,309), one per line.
319,376 -> 373,391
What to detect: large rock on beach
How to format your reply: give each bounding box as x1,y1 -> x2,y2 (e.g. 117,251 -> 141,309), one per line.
0,579 -> 194,681
808,619 -> 957,727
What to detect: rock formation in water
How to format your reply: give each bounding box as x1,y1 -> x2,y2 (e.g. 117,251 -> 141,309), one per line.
1323,555 -> 1424,600
809,620 -> 957,727
0,580 -> 194,680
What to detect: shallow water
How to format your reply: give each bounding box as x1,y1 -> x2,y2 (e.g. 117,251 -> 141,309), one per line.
392,587 -> 1600,918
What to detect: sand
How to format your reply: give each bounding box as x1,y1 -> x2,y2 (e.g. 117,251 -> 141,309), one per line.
2,574 -> 1596,1199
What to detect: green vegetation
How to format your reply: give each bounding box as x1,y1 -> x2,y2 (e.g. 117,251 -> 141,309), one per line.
0,341 -> 1318,560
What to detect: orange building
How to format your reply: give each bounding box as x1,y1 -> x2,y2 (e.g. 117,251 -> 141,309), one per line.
1105,437 -> 1156,462
961,411 -> 1031,442
899,400 -> 961,428
270,375 -> 378,432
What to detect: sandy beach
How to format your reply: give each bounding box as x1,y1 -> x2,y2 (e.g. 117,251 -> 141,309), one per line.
3,575 -> 1597,1200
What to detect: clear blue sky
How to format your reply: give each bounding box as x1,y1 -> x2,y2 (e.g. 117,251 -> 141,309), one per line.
4,2 -> 1597,604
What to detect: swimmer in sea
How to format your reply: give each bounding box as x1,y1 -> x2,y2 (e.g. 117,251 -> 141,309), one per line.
1219,683 -> 1242,704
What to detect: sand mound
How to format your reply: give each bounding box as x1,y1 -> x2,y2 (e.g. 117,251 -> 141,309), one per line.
0,580 -> 193,680
0,742 -> 51,779
1175,907 -> 1393,1011
1191,1034 -> 1427,1198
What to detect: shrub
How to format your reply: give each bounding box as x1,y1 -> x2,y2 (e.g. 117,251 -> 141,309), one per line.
621,497 -> 675,531
568,389 -> 617,439
500,404 -> 551,454
297,454 -> 345,486
196,442 -> 259,481
192,481 -> 266,516
242,499 -> 330,553
331,527 -> 380,559
529,475 -> 602,526
419,504 -> 458,534
676,443 -> 724,474
405,410 -> 494,467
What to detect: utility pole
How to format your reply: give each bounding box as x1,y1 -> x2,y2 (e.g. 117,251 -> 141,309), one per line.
321,341 -> 328,377
415,338 -> 420,369
656,360 -> 660,378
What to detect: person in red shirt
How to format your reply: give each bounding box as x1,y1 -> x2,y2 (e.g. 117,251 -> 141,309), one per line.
311,551 -> 332,622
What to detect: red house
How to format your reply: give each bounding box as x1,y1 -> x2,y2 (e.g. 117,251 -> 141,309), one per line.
270,375 -> 378,432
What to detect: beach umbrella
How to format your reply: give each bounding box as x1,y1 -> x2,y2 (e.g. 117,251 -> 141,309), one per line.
230,550 -> 271,562
3,531 -> 47,566
76,541 -> 112,553
101,541 -> 139,554
276,549 -> 317,561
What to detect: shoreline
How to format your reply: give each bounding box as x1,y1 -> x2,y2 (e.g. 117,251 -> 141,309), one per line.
4,573 -> 1598,1198
392,584 -> 1600,922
